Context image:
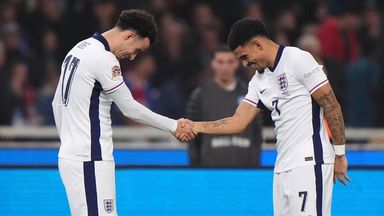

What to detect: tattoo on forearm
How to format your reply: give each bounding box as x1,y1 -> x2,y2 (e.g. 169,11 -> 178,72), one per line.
203,119 -> 228,130
315,90 -> 345,145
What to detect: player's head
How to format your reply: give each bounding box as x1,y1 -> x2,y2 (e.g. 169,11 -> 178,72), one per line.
113,9 -> 158,60
211,45 -> 239,82
228,18 -> 271,71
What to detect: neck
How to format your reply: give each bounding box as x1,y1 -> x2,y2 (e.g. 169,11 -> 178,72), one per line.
102,28 -> 118,54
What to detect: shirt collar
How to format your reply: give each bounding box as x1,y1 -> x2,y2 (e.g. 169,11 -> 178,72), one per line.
268,45 -> 285,72
92,32 -> 110,51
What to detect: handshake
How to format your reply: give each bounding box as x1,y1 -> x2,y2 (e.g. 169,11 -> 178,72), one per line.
172,118 -> 198,142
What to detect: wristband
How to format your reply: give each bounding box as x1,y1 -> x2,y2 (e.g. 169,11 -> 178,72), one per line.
334,144 -> 345,156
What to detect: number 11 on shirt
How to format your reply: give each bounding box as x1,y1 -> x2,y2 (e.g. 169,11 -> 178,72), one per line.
61,55 -> 80,106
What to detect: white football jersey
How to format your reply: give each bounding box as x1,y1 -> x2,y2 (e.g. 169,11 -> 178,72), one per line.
53,32 -> 125,161
244,46 -> 335,173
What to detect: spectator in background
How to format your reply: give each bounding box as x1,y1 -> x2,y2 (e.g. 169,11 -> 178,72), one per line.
317,3 -> 360,63
23,0 -> 65,53
273,8 -> 299,45
187,46 -> 263,167
345,56 -> 381,127
93,0 -> 118,32
2,23 -> 29,63
36,70 -> 59,125
8,61 -> 39,126
344,4 -> 382,127
0,1 -> 18,32
373,2 -> 384,127
152,13 -> 187,87
32,28 -> 61,88
0,41 -> 14,125
190,2 -> 221,36
153,13 -> 201,119
33,28 -> 61,125
191,3 -> 223,85
197,25 -> 221,69
148,0 -> 171,17
243,1 -> 264,20
358,3 -> 381,63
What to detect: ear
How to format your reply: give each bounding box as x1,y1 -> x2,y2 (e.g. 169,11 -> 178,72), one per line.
123,30 -> 135,40
250,38 -> 263,50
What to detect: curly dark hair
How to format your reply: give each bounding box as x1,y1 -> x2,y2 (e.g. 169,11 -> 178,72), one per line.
115,9 -> 159,45
227,19 -> 270,51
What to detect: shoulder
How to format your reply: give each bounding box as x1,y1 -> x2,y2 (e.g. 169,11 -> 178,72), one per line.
78,37 -> 118,65
95,50 -> 119,66
248,72 -> 259,87
284,46 -> 311,60
91,51 -> 120,80
284,47 -> 317,70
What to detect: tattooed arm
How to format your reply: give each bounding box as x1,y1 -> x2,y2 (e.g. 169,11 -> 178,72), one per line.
193,102 -> 261,135
312,83 -> 350,185
312,83 -> 345,146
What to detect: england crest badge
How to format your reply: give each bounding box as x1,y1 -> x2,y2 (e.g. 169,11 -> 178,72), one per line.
104,199 -> 114,213
277,73 -> 288,91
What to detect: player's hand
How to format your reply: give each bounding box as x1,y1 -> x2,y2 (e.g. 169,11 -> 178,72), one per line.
172,118 -> 196,142
334,155 -> 351,186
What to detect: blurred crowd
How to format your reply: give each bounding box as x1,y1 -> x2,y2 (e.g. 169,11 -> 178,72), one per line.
0,0 -> 383,127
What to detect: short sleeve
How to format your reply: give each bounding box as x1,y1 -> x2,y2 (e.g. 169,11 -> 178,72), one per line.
93,52 -> 124,94
293,50 -> 328,94
243,76 -> 260,107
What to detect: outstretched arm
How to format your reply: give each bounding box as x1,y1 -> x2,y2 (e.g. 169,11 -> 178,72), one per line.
312,83 -> 350,185
193,101 -> 261,135
110,86 -> 195,140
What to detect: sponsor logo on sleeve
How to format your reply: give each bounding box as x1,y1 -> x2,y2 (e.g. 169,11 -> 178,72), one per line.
112,65 -> 122,80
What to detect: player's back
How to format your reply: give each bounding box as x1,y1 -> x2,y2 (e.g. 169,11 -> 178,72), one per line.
53,33 -> 122,162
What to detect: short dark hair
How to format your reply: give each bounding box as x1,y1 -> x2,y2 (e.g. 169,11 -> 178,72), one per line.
115,9 -> 159,45
227,19 -> 270,51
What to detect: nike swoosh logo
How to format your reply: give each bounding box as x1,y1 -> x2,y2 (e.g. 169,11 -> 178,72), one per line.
260,89 -> 267,94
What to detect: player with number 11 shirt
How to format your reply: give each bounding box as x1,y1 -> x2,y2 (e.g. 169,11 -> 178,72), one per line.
52,10 -> 194,216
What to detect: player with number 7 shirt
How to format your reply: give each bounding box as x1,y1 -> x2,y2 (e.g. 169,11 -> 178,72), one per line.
181,18 -> 351,216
